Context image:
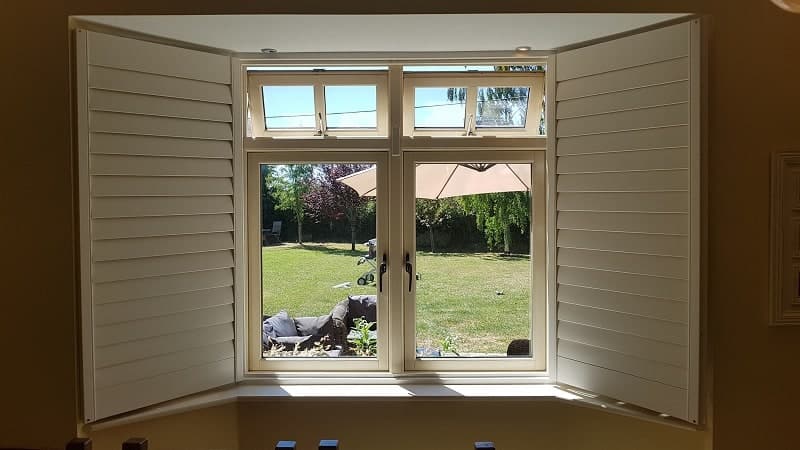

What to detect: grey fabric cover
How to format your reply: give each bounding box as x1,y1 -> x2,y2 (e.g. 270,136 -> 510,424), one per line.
347,295 -> 377,329
263,310 -> 298,339
330,300 -> 349,323
295,314 -> 333,337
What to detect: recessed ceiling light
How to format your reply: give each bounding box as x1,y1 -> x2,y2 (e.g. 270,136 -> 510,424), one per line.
261,48 -> 278,54
515,46 -> 532,52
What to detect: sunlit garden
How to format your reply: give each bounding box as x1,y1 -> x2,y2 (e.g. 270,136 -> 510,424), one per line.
259,160 -> 533,358
262,242 -> 530,355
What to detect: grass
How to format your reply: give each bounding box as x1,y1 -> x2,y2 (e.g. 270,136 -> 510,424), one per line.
262,242 -> 531,354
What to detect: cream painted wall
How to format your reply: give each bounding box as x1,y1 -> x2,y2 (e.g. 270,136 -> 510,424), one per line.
1,1 -> 799,449
88,404 -> 239,450
238,401 -> 703,450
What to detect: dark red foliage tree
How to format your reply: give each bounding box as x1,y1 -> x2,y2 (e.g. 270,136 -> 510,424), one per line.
305,164 -> 374,251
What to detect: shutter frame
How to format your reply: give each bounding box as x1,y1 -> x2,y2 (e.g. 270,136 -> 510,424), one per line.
553,20 -> 702,423
77,30 -> 237,422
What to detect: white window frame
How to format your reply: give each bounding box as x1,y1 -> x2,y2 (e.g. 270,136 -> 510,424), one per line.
246,151 -> 390,372
244,64 -> 550,375
403,72 -> 545,137
247,72 -> 389,138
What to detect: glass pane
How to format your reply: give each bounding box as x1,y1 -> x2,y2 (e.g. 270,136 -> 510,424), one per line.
476,87 -> 530,128
260,163 -> 378,358
325,85 -> 377,129
404,65 -> 545,72
404,65 -> 496,72
262,85 -> 316,129
250,66 -> 388,71
414,87 -> 467,128
413,162 -> 533,358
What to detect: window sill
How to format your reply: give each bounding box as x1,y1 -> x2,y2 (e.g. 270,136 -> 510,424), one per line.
85,381 -> 698,432
87,383 -> 575,431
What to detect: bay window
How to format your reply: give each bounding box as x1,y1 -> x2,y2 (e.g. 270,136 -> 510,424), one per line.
76,18 -> 702,425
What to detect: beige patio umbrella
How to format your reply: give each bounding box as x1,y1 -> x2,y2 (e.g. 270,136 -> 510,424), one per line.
337,163 -> 531,199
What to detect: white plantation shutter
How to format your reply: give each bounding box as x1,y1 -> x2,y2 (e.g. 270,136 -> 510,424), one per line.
76,30 -> 238,421
553,21 -> 702,423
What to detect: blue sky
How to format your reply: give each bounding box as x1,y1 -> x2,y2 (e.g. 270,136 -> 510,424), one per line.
259,66 -> 523,130
262,84 -> 467,129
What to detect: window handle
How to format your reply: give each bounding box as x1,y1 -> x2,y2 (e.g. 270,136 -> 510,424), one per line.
315,112 -> 327,136
463,113 -> 476,136
379,254 -> 387,293
405,253 -> 413,293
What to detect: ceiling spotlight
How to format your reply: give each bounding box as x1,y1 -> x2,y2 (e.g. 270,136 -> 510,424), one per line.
260,48 -> 278,54
515,46 -> 532,52
772,0 -> 800,12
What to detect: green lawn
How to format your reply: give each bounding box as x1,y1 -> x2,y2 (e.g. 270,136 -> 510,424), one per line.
262,242 -> 531,354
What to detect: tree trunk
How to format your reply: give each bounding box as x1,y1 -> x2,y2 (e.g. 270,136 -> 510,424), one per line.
503,223 -> 511,254
350,223 -> 357,251
297,218 -> 303,244
428,226 -> 435,253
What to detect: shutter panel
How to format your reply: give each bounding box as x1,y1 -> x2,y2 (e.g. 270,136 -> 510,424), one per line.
76,30 -> 238,422
553,21 -> 701,423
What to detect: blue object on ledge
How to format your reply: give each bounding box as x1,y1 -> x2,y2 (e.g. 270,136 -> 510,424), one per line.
319,439 -> 339,450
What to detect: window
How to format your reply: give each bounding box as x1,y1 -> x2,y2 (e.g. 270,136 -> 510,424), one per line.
402,152 -> 546,371
403,72 -> 545,136
247,152 -> 390,371
247,72 -> 389,137
245,69 -> 547,373
246,148 -> 546,372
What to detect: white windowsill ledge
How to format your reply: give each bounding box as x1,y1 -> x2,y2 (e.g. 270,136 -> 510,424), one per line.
87,384 -> 578,430
86,384 -> 697,432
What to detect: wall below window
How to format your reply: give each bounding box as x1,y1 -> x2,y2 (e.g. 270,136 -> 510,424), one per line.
85,401 -> 704,450
87,404 -> 239,450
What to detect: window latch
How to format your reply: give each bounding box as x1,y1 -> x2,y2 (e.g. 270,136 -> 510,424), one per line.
463,113 -> 477,136
379,253 -> 387,293
405,253 -> 414,292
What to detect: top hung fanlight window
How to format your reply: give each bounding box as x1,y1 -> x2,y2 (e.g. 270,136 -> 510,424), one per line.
247,69 -> 389,138
402,66 -> 546,137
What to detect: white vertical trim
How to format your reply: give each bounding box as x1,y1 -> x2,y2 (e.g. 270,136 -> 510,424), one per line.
388,65 -> 405,374
232,57 -> 246,381
532,151 -> 547,366
313,80 -> 326,134
686,19 -> 702,425
76,28 -> 96,423
375,154 -> 391,371
464,86 -> 478,134
545,56 -> 558,379
401,153 -> 417,371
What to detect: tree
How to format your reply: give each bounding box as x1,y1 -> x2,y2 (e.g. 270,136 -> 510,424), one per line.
416,198 -> 461,253
266,164 -> 314,244
459,191 -> 530,254
260,164 -> 276,229
305,164 -> 373,251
